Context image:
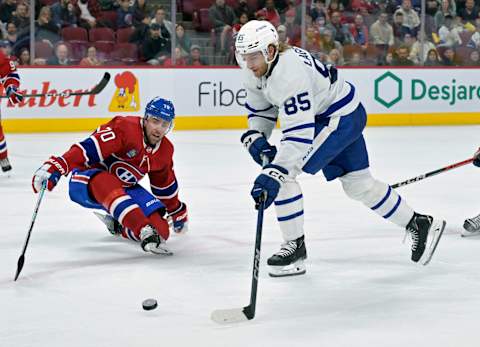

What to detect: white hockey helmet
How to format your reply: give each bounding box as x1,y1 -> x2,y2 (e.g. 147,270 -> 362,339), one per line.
235,20 -> 279,66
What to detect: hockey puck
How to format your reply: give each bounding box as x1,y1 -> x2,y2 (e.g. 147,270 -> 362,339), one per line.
142,298 -> 158,311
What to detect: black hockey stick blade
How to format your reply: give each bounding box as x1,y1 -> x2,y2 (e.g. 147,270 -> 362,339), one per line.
1,72 -> 111,99
14,255 -> 25,281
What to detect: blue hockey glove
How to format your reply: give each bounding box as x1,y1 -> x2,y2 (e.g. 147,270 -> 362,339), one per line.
240,130 -> 277,166
251,164 -> 288,209
6,85 -> 23,104
474,148 -> 480,167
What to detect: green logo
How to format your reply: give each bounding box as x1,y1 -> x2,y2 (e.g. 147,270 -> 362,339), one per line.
374,71 -> 402,108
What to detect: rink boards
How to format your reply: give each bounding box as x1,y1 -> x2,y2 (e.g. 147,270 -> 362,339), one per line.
3,66 -> 480,133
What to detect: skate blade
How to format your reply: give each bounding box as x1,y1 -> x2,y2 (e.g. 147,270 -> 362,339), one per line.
269,259 -> 306,278
147,245 -> 173,256
421,219 -> 446,266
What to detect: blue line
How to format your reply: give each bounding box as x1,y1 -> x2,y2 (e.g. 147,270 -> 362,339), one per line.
274,194 -> 303,206
371,186 -> 391,210
383,196 -> 401,219
278,210 -> 304,222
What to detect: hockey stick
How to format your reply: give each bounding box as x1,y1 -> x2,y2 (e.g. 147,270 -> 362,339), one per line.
211,194 -> 266,324
391,157 -> 474,189
14,180 -> 48,281
1,72 -> 110,99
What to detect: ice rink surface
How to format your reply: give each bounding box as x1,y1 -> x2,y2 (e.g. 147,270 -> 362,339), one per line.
1,126 -> 480,347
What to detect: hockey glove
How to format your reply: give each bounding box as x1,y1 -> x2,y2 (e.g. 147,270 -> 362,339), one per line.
474,148 -> 480,167
6,85 -> 23,104
169,202 -> 188,233
251,164 -> 288,209
240,130 -> 277,166
32,156 -> 69,193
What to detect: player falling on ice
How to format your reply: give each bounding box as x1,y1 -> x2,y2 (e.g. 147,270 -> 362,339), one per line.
463,148 -> 480,236
236,20 -> 446,276
31,97 -> 188,254
0,48 -> 23,173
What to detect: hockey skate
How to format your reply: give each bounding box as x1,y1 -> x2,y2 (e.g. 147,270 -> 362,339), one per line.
0,158 -> 11,173
267,235 -> 307,277
462,214 -> 480,237
140,225 -> 173,255
406,213 -> 445,265
93,212 -> 122,236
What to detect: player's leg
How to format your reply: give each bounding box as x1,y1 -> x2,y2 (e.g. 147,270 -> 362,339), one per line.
269,179 -> 307,277
0,120 -> 12,173
69,169 -> 170,254
463,213 -> 480,237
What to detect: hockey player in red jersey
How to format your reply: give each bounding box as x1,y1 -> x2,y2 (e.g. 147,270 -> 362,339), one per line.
31,97 -> 188,255
0,49 -> 23,173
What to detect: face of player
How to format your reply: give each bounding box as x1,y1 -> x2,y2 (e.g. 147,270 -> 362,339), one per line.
144,117 -> 172,145
241,51 -> 268,78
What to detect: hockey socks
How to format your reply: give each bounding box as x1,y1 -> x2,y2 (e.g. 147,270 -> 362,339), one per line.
0,123 -> 8,160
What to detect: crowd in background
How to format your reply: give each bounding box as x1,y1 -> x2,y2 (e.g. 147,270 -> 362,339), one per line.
0,0 -> 479,66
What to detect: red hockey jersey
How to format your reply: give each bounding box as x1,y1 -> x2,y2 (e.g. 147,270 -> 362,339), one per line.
0,50 -> 20,90
61,116 -> 180,211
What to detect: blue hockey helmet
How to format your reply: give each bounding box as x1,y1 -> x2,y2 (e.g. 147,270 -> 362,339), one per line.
144,97 -> 175,123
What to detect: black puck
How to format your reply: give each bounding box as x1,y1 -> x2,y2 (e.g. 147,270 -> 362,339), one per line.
142,298 -> 158,311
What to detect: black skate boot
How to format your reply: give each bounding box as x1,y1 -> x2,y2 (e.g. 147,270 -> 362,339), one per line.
406,213 -> 445,265
462,214 -> 480,237
0,158 -> 12,172
267,235 -> 307,277
93,212 -> 122,235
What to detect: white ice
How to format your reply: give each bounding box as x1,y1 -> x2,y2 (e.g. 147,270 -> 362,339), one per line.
1,126 -> 480,347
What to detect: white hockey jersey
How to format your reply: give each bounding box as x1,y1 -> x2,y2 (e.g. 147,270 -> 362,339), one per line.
242,46 -> 360,176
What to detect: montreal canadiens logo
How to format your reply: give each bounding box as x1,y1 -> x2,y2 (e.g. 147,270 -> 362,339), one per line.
109,161 -> 143,185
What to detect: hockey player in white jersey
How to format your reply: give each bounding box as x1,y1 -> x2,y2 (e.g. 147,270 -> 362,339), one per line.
236,20 -> 446,276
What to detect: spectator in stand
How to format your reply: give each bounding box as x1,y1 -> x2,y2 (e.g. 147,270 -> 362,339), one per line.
259,0 -> 289,15
441,46 -> 460,65
51,0 -> 74,29
468,50 -> 480,65
350,14 -> 369,49
129,19 -> 149,46
327,48 -> 344,65
36,6 -> 60,46
459,0 -> 478,24
315,15 -> 328,35
17,47 -> 30,65
117,0 -> 134,29
151,6 -> 174,37
277,24 -> 289,45
80,46 -> 102,65
394,0 -> 420,36
385,50 -> 394,64
187,44 -> 208,66
351,0 -> 376,13
392,11 -> 411,43
282,8 -> 301,44
327,0 -> 344,18
311,0 -> 328,22
143,23 -> 170,65
438,15 -> 463,46
321,28 -> 343,54
234,0 -> 255,20
13,3 -> 29,33
232,12 -> 248,44
258,0 -> 281,28
209,0 -> 236,53
304,26 -> 322,55
434,0 -> 456,29
73,0 -> 102,30
424,48 -> 441,65
327,11 -> 353,45
370,11 -> 394,62
5,22 -> 17,47
468,19 -> 480,48
175,23 -> 191,58
393,45 -> 414,65
163,47 -> 186,67
47,43 -> 71,66
98,0 -> 116,11
0,0 -> 17,25
403,32 -> 415,49
409,31 -> 436,64
132,0 -> 152,27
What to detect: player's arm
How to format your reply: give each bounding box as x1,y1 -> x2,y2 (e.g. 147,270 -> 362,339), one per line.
241,82 -> 279,166
31,118 -> 124,193
0,53 -> 22,104
149,158 -> 188,233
